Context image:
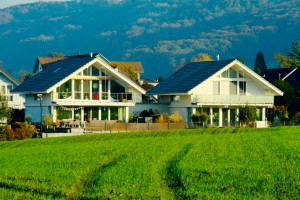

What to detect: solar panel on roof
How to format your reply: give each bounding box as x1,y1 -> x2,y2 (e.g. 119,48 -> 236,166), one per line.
147,59 -> 234,95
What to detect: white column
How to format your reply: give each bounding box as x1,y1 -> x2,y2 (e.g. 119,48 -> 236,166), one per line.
192,108 -> 196,114
228,109 -> 231,127
236,108 -> 239,122
81,107 -> 84,124
108,107 -> 111,120
262,107 -> 266,121
125,107 -> 129,123
210,107 -> 213,125
52,106 -> 57,122
71,80 -> 74,99
219,107 -> 223,127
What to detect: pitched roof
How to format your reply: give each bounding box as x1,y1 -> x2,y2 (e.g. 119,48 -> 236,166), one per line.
12,56 -> 94,93
147,59 -> 234,95
33,56 -> 66,73
110,62 -> 144,73
0,66 -> 20,85
262,68 -> 297,83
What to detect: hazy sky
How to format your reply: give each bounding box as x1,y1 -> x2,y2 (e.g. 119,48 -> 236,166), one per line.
0,0 -> 69,9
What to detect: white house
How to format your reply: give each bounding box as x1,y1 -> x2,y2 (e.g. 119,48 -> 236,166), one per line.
0,66 -> 25,122
11,53 -> 146,125
147,59 -> 284,127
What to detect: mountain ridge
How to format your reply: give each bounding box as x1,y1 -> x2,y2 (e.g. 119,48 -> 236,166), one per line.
0,0 -> 299,79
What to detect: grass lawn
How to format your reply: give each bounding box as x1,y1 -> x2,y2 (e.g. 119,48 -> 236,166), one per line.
0,126 -> 300,199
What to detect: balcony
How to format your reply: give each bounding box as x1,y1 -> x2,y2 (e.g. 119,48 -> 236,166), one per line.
191,95 -> 274,106
54,92 -> 133,103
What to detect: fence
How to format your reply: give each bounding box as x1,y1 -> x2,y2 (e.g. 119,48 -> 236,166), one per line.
84,120 -> 188,133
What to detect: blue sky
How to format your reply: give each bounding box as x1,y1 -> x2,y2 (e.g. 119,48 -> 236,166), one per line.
0,0 -> 69,9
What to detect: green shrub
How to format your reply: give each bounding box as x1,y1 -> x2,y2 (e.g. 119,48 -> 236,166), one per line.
169,112 -> 184,123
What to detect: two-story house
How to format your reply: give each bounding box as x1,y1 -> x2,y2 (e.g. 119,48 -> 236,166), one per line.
147,59 -> 283,127
11,53 -> 146,125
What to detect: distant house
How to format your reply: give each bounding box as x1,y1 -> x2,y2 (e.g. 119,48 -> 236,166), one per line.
147,59 -> 283,127
0,66 -> 25,122
11,54 -> 146,125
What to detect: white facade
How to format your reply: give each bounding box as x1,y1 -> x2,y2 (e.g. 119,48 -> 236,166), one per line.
17,55 -> 145,125
0,69 -> 25,110
151,60 -> 283,127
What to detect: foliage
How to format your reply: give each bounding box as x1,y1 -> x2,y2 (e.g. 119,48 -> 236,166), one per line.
191,112 -> 209,123
238,105 -> 257,126
111,63 -> 139,82
0,94 -> 11,123
1,127 -> 300,199
274,41 -> 300,68
155,113 -> 169,123
169,112 -> 184,123
42,113 -> 53,128
272,105 -> 289,122
19,69 -> 33,82
129,113 -> 138,123
291,112 -> 300,124
236,56 -> 245,64
141,83 -> 154,91
191,53 -> 213,62
254,51 -> 267,75
140,110 -> 150,118
0,122 -> 38,141
25,114 -> 32,123
273,80 -> 296,108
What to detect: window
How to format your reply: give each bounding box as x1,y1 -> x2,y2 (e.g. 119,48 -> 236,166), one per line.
229,69 -> 237,78
75,80 -> 81,99
92,66 -> 99,76
56,80 -> 71,99
239,81 -> 246,95
230,81 -> 237,95
221,70 -> 228,78
213,81 -> 220,95
83,80 -> 90,100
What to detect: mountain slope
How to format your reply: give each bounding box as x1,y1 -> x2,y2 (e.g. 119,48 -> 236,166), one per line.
0,0 -> 299,79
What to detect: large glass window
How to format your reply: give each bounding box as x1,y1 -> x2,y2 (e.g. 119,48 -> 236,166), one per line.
57,80 -> 71,99
83,80 -> 90,100
57,109 -> 72,120
91,107 -> 99,120
102,80 -> 109,100
239,81 -> 246,95
92,80 -> 99,100
92,66 -> 99,76
75,80 -> 81,99
229,69 -> 237,78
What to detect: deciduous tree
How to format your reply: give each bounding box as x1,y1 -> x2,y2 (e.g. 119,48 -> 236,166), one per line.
274,41 -> 300,68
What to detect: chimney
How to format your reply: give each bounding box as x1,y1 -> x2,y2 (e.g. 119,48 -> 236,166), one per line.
216,54 -> 220,61
90,52 -> 93,57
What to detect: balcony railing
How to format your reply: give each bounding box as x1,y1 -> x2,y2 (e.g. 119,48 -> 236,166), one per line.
54,92 -> 133,102
191,95 -> 274,105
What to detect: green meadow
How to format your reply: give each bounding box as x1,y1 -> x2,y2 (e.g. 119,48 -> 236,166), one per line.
0,127 -> 300,199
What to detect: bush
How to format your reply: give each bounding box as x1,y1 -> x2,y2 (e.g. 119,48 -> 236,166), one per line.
291,112 -> 300,125
155,113 -> 169,123
169,112 -> 184,123
0,122 -> 38,141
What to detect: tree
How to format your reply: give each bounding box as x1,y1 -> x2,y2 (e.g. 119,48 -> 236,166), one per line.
273,80 -> 296,108
238,105 -> 257,127
48,52 -> 64,57
274,41 -> 300,68
19,69 -> 33,82
192,53 -> 213,62
0,94 -> 11,124
254,51 -> 267,75
236,56 -> 245,64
